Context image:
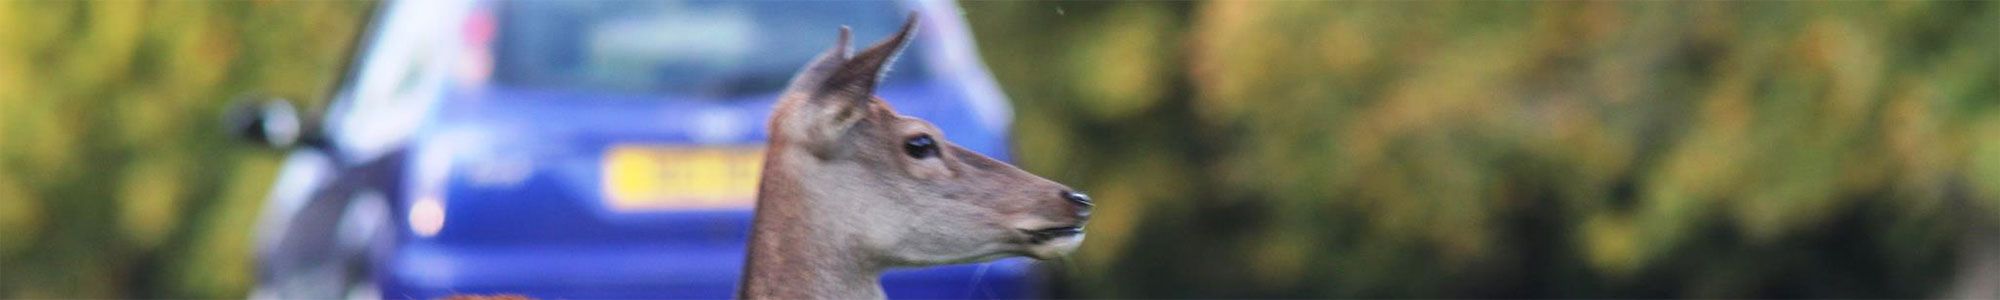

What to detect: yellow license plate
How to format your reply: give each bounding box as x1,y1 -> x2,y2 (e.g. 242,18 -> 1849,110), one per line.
602,145 -> 764,212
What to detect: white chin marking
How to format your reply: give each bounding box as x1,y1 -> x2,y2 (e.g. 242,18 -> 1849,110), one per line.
1028,234 -> 1085,259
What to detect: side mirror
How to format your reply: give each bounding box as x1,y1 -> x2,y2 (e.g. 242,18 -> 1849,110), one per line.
225,97 -> 305,149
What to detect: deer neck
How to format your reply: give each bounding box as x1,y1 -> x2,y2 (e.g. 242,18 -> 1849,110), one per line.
739,149 -> 889,299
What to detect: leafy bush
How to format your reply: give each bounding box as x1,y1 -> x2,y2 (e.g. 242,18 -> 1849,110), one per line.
967,1 -> 2000,297
0,1 -> 371,297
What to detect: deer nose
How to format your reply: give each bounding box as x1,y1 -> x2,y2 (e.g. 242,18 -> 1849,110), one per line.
1062,190 -> 1093,207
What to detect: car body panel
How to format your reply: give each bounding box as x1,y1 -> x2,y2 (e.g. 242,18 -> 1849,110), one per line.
251,0 -> 1038,299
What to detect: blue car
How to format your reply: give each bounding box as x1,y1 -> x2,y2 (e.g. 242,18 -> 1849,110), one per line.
236,0 -> 1033,298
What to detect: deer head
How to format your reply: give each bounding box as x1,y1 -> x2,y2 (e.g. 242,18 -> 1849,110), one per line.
740,15 -> 1093,299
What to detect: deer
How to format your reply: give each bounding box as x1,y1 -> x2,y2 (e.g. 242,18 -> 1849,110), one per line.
737,15 -> 1095,299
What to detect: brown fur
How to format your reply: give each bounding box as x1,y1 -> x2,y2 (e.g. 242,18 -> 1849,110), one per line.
737,15 -> 1091,299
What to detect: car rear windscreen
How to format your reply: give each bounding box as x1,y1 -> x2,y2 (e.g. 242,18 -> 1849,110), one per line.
493,0 -> 929,99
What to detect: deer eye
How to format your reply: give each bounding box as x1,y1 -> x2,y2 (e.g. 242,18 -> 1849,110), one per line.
903,134 -> 939,159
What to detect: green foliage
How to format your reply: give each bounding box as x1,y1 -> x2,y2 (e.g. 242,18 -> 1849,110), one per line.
0,1 -> 372,298
967,1 -> 2000,297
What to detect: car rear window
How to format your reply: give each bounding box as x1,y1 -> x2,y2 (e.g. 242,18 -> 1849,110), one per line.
493,0 -> 928,99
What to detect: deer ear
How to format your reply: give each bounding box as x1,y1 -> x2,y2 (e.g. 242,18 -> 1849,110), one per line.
784,26 -> 852,93
778,15 -> 918,156
818,13 -> 917,100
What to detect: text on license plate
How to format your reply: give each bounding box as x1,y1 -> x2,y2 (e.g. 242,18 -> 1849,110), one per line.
602,145 -> 764,212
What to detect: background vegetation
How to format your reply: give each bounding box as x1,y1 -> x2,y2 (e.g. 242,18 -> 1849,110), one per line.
4,1 -> 1999,298
0,1 -> 371,298
965,1 -> 2000,298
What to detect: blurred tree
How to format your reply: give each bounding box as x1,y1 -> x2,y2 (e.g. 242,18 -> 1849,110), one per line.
967,1 -> 2000,298
0,1 -> 372,298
